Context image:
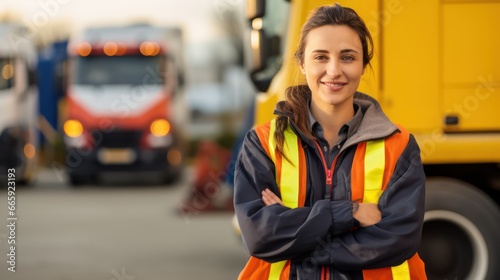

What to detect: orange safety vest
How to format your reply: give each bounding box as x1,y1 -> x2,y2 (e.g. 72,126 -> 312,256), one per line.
238,119 -> 426,280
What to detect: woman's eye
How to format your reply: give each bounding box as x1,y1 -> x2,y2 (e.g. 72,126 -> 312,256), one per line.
314,55 -> 327,61
341,56 -> 355,62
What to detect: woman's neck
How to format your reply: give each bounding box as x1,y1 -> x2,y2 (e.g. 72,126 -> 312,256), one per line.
310,100 -> 355,147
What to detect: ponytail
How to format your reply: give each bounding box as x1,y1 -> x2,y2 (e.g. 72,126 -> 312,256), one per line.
274,85 -> 315,161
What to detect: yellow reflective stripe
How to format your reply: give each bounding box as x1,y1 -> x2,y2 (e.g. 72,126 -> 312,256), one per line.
268,119 -> 300,208
363,139 -> 385,204
280,125 -> 300,208
269,119 -> 277,162
268,260 -> 287,280
268,120 -> 299,279
363,140 -> 411,279
391,261 -> 411,280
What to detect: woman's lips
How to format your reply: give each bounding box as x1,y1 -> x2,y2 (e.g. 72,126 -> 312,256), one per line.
322,81 -> 347,91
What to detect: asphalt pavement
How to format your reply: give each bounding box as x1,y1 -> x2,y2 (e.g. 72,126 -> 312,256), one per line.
0,167 -> 249,280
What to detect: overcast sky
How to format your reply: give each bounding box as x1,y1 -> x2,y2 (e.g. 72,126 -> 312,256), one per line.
0,0 -> 243,43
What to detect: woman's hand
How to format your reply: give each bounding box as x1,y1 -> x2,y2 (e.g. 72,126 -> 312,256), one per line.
354,203 -> 382,227
262,189 -> 381,227
262,188 -> 284,206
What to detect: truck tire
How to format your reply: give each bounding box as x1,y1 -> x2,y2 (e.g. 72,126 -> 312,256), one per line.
69,174 -> 86,186
13,134 -> 36,186
69,174 -> 97,186
420,178 -> 500,280
162,171 -> 182,185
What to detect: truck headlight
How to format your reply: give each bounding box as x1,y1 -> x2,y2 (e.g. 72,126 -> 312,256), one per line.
150,119 -> 171,137
64,120 -> 83,138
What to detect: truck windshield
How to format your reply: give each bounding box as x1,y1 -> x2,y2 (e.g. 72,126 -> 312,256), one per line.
0,58 -> 14,90
74,55 -> 165,86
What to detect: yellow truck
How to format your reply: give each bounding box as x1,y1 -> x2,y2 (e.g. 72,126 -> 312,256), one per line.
244,0 -> 500,279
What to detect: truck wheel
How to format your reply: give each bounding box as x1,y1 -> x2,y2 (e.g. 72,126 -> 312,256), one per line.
14,138 -> 35,186
69,175 -> 85,186
162,171 -> 182,185
69,174 -> 96,186
420,178 -> 500,280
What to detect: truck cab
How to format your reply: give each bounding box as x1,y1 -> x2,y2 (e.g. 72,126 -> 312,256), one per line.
64,24 -> 184,185
0,23 -> 38,184
244,0 -> 500,279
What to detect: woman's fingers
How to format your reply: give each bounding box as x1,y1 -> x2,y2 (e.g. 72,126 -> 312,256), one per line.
262,192 -> 272,206
262,190 -> 273,206
261,188 -> 284,206
354,203 -> 382,227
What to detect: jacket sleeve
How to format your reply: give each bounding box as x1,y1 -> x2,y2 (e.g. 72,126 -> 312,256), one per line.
298,135 -> 425,270
234,129 -> 355,263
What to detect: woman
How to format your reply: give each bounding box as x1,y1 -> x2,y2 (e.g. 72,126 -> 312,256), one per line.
234,4 -> 427,280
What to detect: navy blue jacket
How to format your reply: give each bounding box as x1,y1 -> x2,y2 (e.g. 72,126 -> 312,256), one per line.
234,93 -> 426,279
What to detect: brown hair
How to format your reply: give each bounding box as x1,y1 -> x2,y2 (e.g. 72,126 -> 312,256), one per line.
274,4 -> 374,159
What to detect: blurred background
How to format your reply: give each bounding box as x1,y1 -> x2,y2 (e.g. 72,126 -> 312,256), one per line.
1,0 -> 500,280
0,0 -> 253,279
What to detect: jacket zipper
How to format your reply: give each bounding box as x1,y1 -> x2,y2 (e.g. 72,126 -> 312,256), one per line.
314,142 -> 335,280
313,141 -> 339,200
312,141 -> 344,279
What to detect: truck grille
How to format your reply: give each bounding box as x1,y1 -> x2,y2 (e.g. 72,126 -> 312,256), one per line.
92,130 -> 142,148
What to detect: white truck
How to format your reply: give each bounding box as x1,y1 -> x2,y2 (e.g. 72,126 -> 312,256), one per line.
63,24 -> 185,185
0,23 -> 38,184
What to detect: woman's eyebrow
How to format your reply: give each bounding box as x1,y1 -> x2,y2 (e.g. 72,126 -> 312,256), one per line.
311,49 -> 360,54
340,49 -> 360,54
311,49 -> 329,54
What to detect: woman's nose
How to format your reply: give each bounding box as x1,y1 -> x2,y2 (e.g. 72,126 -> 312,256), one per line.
326,60 -> 342,78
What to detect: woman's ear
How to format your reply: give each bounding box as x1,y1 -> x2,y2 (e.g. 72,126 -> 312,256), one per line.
300,64 -> 306,75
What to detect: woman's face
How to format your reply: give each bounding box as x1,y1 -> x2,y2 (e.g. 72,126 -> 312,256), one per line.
301,24 -> 365,111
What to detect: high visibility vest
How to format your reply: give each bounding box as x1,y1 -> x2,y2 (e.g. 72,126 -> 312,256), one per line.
238,119 -> 426,280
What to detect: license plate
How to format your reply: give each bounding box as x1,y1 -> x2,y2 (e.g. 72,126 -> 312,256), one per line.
98,149 -> 136,164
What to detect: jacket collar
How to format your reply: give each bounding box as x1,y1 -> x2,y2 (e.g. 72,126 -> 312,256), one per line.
273,91 -> 399,151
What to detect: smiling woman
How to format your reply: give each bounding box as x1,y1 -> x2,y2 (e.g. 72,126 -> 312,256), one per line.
300,25 -> 365,147
234,4 -> 427,280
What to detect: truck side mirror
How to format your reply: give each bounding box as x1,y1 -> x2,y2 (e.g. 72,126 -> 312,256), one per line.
245,28 -> 281,92
247,0 -> 265,21
245,28 -> 268,73
28,67 -> 37,86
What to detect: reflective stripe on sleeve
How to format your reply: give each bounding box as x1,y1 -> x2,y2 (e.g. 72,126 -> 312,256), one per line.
363,139 -> 385,204
268,119 -> 300,280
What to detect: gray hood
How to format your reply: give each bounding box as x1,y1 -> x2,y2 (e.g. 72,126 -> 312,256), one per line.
345,92 -> 399,150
